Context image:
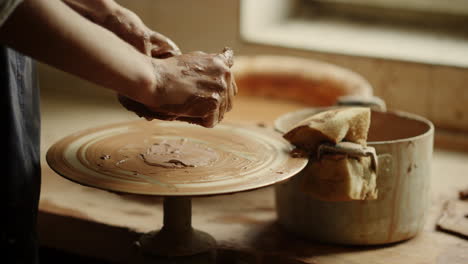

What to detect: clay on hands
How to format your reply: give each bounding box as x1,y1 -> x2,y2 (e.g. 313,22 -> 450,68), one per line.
119,47 -> 238,128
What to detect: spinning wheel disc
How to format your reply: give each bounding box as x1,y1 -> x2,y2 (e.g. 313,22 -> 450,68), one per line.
46,120 -> 307,196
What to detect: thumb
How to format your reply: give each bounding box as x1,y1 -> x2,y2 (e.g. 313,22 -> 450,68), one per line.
150,32 -> 181,58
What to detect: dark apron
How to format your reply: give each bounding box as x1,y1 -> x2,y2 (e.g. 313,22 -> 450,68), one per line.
2,46 -> 41,264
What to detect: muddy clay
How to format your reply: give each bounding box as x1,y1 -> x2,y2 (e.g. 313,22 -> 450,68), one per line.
141,139 -> 218,168
46,120 -> 307,196
118,47 -> 236,128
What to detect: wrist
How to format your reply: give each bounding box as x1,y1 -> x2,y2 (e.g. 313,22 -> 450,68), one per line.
126,56 -> 162,107
146,58 -> 166,106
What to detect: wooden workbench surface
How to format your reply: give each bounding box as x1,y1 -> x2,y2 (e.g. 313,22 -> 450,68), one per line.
38,91 -> 468,263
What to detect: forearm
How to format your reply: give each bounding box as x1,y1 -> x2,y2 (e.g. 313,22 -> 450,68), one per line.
61,0 -> 115,24
0,0 -> 155,102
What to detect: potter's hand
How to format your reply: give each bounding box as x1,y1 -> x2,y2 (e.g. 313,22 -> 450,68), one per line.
63,0 -> 181,57
119,48 -> 237,128
100,7 -> 181,57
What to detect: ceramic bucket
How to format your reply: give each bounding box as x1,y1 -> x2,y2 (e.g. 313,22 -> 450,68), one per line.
274,108 -> 434,245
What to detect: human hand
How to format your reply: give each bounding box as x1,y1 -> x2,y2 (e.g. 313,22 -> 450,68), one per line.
64,0 -> 180,57
100,6 -> 181,57
118,48 -> 237,128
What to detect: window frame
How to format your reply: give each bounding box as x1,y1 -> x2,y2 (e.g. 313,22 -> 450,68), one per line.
240,0 -> 468,68
302,0 -> 468,16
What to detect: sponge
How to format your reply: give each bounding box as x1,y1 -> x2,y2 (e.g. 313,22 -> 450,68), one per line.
283,107 -> 378,201
283,107 -> 370,154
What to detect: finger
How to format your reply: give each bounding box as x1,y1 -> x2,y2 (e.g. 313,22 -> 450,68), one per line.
151,43 -> 181,58
226,85 -> 232,113
197,60 -> 231,115
111,26 -> 150,56
222,76 -> 230,121
118,94 -> 156,121
152,48 -> 178,59
141,33 -> 153,56
120,18 -> 152,56
199,98 -> 219,128
227,78 -> 237,112
231,72 -> 238,96
149,31 -> 176,46
224,71 -> 233,111
216,47 -> 234,68
149,32 -> 181,57
196,80 -> 224,92
201,112 -> 217,128
194,79 -> 226,123
227,78 -> 235,112
226,79 -> 231,114
217,94 -> 226,125
143,46 -> 152,56
197,79 -> 226,123
151,43 -> 182,58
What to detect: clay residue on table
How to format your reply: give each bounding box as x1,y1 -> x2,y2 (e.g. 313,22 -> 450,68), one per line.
140,139 -> 218,168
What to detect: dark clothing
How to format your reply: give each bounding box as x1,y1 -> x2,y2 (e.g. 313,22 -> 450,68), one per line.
2,46 -> 41,264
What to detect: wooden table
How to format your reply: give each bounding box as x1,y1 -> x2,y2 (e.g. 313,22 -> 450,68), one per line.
38,91 -> 468,263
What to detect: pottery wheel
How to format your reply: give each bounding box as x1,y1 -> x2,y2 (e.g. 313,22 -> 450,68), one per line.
47,120 -> 306,196
46,120 -> 307,257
